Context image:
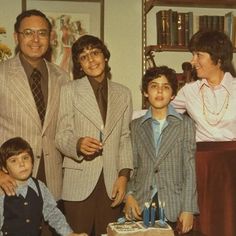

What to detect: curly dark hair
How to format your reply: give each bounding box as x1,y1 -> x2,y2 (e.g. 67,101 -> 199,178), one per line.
72,35 -> 111,80
142,66 -> 178,96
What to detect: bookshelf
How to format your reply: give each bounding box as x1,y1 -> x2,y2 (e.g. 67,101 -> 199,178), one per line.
142,0 -> 236,75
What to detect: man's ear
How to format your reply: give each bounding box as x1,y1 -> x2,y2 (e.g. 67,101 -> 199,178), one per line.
13,32 -> 18,45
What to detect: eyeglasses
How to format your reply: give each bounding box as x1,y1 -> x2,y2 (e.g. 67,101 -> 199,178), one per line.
17,29 -> 49,39
78,49 -> 103,63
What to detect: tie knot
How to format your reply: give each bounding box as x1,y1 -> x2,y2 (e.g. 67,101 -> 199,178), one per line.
31,69 -> 42,81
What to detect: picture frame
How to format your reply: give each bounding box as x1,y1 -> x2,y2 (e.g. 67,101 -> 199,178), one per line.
21,0 -> 104,74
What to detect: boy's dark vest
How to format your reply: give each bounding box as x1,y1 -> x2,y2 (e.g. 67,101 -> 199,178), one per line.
1,178 -> 43,236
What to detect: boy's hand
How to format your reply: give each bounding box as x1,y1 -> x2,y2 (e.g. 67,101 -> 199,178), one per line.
178,212 -> 194,234
111,176 -> 127,207
78,137 -> 103,156
0,170 -> 17,196
124,194 -> 142,220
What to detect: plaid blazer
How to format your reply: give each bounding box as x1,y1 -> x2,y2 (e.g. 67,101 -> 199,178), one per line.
128,113 -> 199,222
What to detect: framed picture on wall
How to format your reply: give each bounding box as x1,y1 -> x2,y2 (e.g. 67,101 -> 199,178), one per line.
21,0 -> 104,75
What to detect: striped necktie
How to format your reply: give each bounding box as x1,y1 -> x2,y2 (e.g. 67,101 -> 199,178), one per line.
31,69 -> 46,125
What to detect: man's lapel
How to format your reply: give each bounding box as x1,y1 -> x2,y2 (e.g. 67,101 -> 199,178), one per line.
6,56 -> 41,128
138,119 -> 156,162
74,77 -> 103,130
103,81 -> 130,143
155,117 -> 181,164
42,62 -> 64,133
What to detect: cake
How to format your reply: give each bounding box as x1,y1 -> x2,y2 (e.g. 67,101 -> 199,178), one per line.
107,220 -> 174,236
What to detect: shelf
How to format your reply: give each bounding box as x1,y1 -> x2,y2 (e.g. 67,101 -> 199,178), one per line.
145,45 -> 188,55
145,45 -> 236,55
145,0 -> 236,14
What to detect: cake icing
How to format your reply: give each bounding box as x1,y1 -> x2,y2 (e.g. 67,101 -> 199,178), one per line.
107,220 -> 174,236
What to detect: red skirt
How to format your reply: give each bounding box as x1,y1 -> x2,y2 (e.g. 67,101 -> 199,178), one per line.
195,141 -> 236,236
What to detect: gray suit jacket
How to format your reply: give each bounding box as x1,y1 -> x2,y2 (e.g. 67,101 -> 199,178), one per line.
128,111 -> 199,222
55,77 -> 133,201
0,54 -> 69,200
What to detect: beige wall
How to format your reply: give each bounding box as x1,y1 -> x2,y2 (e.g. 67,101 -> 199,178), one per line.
104,0 -> 143,110
0,0 -> 22,55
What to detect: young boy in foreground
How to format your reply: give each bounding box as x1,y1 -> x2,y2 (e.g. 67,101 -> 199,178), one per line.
124,66 -> 199,234
0,137 -> 87,236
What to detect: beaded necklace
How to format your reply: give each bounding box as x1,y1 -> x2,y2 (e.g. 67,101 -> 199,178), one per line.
201,87 -> 229,126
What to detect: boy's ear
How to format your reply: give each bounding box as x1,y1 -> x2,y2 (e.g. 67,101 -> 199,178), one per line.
2,167 -> 8,174
171,95 -> 175,101
143,91 -> 149,98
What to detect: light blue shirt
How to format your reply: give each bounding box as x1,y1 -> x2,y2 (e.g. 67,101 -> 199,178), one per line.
141,104 -> 183,199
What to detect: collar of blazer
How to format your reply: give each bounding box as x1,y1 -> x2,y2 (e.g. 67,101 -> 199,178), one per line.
138,116 -> 182,164
72,77 -> 131,142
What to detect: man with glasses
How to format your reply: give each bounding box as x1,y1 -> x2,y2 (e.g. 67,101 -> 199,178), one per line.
0,9 -> 69,236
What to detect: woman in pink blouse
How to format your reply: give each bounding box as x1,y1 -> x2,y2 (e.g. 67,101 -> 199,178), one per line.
172,30 -> 236,236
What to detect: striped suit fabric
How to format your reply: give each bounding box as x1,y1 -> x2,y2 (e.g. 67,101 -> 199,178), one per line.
55,76 -> 133,201
128,113 -> 199,222
0,54 -> 69,200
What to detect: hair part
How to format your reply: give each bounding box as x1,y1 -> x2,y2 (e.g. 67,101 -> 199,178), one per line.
0,137 -> 34,170
188,30 -> 236,76
72,34 -> 111,80
142,66 -> 178,96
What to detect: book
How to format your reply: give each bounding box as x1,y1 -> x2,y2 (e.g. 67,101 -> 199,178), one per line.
224,11 -> 234,42
219,16 -> 225,32
171,11 -> 178,46
199,15 -> 208,31
184,12 -> 193,46
177,12 -> 185,46
156,10 -> 172,46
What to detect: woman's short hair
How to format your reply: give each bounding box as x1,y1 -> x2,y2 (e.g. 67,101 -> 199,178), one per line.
188,30 -> 236,76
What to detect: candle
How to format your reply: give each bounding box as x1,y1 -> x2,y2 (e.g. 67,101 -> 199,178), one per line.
129,208 -> 134,222
143,202 -> 150,228
150,202 -> 156,227
158,200 -> 165,225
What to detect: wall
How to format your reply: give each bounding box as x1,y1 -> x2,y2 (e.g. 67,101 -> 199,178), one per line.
104,0 -> 142,110
0,0 -> 22,56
